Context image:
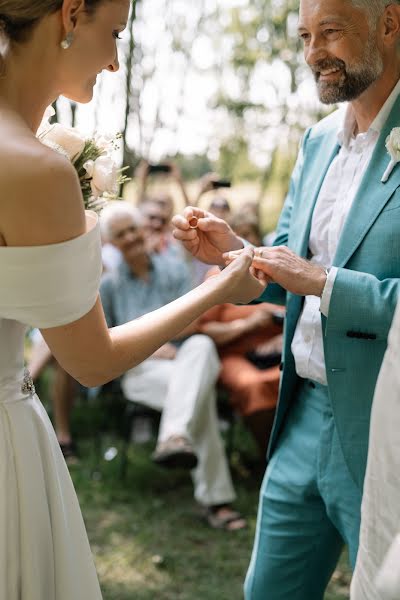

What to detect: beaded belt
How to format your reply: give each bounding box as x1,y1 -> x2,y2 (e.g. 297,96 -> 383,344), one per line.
21,368 -> 36,397
0,369 -> 36,404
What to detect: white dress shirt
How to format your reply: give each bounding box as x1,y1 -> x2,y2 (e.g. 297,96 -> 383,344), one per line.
291,78 -> 400,385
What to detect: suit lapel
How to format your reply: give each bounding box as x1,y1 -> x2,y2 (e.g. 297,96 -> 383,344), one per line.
291,131 -> 340,257
334,94 -> 400,267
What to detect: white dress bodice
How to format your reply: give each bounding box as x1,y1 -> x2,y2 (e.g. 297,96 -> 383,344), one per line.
0,212 -> 101,394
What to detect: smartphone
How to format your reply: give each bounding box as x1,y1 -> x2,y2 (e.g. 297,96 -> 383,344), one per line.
211,179 -> 231,189
148,164 -> 171,174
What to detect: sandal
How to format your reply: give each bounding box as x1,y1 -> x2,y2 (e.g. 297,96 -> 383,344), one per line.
152,435 -> 198,470
204,504 -> 247,531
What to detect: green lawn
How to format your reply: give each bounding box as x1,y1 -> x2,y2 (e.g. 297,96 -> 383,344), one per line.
70,433 -> 352,600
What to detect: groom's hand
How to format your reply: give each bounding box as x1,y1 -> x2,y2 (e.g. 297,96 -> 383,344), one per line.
172,206 -> 243,266
225,246 -> 327,297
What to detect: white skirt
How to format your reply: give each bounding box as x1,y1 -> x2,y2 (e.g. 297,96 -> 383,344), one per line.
0,379 -> 102,599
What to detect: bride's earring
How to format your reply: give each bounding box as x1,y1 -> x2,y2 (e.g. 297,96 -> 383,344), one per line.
60,32 -> 74,50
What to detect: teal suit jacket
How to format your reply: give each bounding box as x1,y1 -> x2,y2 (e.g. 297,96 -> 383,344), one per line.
259,95 -> 400,489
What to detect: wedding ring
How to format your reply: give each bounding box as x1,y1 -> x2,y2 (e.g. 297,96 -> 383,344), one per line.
188,216 -> 198,229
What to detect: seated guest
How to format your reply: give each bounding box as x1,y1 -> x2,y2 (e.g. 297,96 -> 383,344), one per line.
199,299 -> 283,459
135,159 -> 191,208
229,212 -> 263,248
208,196 -> 232,221
196,216 -> 282,460
99,201 -> 246,530
148,191 -> 174,222
140,198 -> 184,259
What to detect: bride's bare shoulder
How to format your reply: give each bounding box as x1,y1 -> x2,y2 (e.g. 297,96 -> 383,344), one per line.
0,135 -> 86,246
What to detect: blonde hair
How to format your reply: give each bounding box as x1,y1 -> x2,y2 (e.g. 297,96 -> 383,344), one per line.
0,1 -> 63,45
0,0 -> 104,43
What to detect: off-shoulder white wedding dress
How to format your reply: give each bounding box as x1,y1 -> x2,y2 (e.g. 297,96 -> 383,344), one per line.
0,213 -> 103,599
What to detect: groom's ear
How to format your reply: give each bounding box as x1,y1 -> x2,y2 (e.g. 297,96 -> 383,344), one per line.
61,0 -> 87,32
381,4 -> 400,50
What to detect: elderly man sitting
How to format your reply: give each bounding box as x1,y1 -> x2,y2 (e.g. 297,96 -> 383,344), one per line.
99,201 -> 245,530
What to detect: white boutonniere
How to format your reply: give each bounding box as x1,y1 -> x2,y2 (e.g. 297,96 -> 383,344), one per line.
381,127 -> 400,183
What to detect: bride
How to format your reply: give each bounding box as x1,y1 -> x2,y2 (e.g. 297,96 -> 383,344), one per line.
0,1 -> 266,598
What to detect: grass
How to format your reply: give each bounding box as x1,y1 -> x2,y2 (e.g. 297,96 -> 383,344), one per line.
67,416 -> 352,600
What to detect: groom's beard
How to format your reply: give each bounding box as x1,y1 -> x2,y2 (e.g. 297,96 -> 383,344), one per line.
311,35 -> 383,105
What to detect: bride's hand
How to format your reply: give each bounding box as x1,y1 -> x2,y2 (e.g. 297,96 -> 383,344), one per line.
213,247 -> 268,304
223,247 -> 274,286
172,206 -> 243,266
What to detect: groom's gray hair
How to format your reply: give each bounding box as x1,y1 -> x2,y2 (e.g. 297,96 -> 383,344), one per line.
350,0 -> 400,24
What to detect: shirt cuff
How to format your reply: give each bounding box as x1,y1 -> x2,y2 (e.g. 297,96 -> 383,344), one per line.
320,267 -> 338,317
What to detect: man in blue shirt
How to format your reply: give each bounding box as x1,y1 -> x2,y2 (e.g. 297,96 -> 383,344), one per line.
99,202 -> 245,530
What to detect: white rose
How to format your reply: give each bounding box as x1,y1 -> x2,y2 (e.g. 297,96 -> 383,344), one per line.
386,127 -> 400,162
93,133 -> 114,155
83,156 -> 118,198
40,123 -> 86,161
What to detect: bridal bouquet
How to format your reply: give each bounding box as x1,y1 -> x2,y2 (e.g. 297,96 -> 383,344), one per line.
37,107 -> 129,214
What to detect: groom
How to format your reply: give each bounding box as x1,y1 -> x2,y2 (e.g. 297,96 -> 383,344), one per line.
173,0 -> 400,598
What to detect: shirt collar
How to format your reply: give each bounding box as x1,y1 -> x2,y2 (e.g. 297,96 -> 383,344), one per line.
337,106 -> 357,148
337,77 -> 400,148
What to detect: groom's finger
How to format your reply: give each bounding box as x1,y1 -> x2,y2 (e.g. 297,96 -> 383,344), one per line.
251,257 -> 276,277
172,214 -> 191,230
182,206 -> 207,220
197,216 -> 229,232
172,225 -> 198,243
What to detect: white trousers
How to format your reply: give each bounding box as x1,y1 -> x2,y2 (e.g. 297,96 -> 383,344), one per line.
121,334 -> 235,507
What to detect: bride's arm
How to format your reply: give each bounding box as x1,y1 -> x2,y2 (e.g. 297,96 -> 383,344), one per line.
1,145 -> 266,387
41,279 -> 240,387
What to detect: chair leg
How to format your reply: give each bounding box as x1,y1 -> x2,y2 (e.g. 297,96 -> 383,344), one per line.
225,414 -> 236,462
118,404 -> 141,480
119,410 -> 134,480
244,408 -> 275,459
119,438 -> 129,480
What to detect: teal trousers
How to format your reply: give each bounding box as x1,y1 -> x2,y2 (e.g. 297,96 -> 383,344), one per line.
244,379 -> 362,600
